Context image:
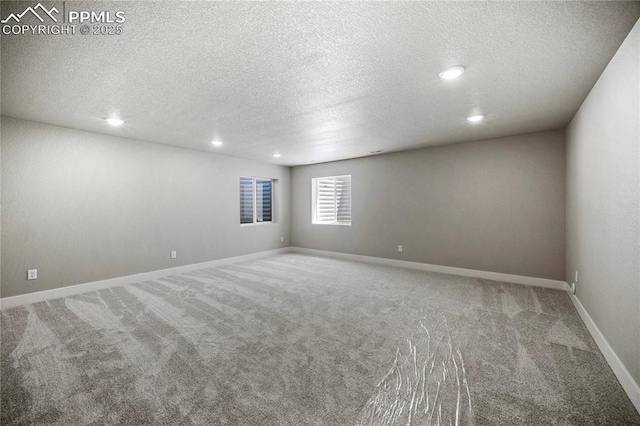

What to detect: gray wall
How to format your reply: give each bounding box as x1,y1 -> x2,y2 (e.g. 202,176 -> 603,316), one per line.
1,117 -> 290,298
566,21 -> 640,384
292,130 -> 566,280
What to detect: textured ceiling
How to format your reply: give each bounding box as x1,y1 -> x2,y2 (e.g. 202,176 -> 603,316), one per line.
2,2 -> 639,166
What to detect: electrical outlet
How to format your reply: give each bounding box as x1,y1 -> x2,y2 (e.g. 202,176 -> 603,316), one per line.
27,269 -> 38,280
280,236 -> 284,243
170,251 -> 177,259
575,271 -> 578,282
398,245 -> 403,253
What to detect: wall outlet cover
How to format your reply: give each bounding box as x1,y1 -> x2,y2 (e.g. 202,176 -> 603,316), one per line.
171,251 -> 177,259
27,269 -> 38,280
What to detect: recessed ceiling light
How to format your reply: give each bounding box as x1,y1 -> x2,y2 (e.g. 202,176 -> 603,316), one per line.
467,114 -> 484,122
439,66 -> 465,80
106,117 -> 124,126
211,140 -> 223,147
273,153 -> 282,158
369,150 -> 384,154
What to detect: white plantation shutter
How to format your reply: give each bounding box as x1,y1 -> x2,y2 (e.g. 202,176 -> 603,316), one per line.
316,178 -> 336,223
335,175 -> 351,223
313,175 -> 351,225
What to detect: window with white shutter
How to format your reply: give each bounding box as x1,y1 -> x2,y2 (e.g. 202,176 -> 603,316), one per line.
312,175 -> 352,225
240,177 -> 274,225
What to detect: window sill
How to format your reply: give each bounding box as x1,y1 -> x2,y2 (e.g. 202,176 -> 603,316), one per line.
312,222 -> 352,226
240,222 -> 275,227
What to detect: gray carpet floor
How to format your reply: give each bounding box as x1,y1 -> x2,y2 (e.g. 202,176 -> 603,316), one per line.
1,253 -> 639,425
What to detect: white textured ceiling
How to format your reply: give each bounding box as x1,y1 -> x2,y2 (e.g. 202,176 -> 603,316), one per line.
2,2 -> 639,166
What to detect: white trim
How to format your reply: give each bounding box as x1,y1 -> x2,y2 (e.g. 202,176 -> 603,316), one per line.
0,248 -> 291,309
290,247 -> 569,291
568,292 -> 640,413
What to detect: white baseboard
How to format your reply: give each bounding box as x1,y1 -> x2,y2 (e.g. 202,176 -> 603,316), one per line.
0,248 -> 291,309
1,246 -> 568,310
290,247 -> 569,291
568,292 -> 640,413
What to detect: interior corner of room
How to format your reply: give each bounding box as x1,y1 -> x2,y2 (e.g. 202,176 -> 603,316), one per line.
1,2 -> 639,423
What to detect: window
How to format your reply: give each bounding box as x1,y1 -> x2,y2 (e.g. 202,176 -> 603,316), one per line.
240,177 -> 274,225
312,175 -> 352,225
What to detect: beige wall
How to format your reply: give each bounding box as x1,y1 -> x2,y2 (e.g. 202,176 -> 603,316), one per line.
292,130 -> 566,280
566,20 -> 640,384
1,117 -> 291,298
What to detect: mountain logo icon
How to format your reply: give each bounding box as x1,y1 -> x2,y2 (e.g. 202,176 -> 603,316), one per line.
1,3 -> 59,24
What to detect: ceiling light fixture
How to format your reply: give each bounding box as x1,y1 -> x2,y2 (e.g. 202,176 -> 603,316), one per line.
106,117 -> 124,126
211,140 -> 223,147
439,66 -> 465,80
273,153 -> 282,158
467,114 -> 484,122
369,150 -> 384,154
